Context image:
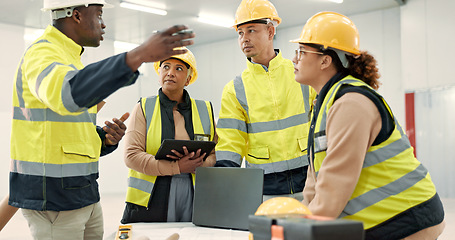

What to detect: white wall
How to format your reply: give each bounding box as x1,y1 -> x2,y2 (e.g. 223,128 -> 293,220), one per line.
401,0 -> 455,91
401,0 -> 455,198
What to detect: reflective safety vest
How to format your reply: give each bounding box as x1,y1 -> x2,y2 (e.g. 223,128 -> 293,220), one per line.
312,76 -> 437,229
126,96 -> 215,207
10,25 -> 101,211
216,52 -> 316,194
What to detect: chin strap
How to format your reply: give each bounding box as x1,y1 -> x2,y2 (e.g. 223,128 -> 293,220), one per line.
326,47 -> 354,68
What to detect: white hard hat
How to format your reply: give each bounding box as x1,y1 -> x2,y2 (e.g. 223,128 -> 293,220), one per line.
42,0 -> 113,11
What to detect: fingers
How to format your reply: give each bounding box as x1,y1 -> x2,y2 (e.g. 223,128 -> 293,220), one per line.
126,25 -> 196,71
160,25 -> 195,44
105,119 -> 123,132
168,34 -> 195,46
103,122 -> 120,136
103,128 -> 121,145
119,112 -> 130,122
166,153 -> 180,160
161,25 -> 195,50
161,25 -> 188,35
103,113 -> 129,145
136,25 -> 195,65
104,113 -> 128,132
104,132 -> 118,145
170,36 -> 194,48
183,146 -> 189,156
170,149 -> 184,159
112,119 -> 126,131
190,149 -> 202,159
169,32 -> 195,44
192,152 -> 206,162
167,147 -> 207,163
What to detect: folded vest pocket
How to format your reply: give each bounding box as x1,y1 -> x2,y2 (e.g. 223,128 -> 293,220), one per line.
62,143 -> 97,159
298,136 -> 308,154
61,143 -> 97,189
247,146 -> 270,160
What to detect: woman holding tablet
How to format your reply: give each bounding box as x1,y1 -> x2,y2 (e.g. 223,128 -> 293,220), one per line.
291,12 -> 445,239
121,47 -> 217,223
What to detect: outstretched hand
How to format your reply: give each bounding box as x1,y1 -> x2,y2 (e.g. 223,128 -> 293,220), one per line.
126,25 -> 195,71
103,112 -> 129,146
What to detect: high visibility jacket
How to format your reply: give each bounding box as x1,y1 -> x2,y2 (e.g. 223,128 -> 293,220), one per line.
10,25 -> 138,211
126,96 -> 215,207
311,76 -> 438,230
11,26 -> 100,211
216,51 -> 316,195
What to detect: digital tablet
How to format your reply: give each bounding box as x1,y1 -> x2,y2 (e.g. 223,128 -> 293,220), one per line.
155,139 -> 216,161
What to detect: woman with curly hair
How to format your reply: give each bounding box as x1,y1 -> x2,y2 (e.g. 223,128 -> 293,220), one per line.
291,12 -> 445,240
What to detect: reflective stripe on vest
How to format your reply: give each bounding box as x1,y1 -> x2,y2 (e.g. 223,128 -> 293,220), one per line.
245,155 -> 308,174
126,96 -> 214,207
13,106 -> 96,124
216,151 -> 243,166
216,75 -> 311,172
312,76 -> 436,229
223,76 -> 311,133
10,159 -> 98,177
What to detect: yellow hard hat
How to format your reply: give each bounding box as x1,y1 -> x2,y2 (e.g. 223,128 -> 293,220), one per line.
154,47 -> 198,85
255,197 -> 312,216
290,11 -> 360,56
233,0 -> 281,29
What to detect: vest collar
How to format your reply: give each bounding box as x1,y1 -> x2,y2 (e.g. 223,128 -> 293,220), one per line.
158,88 -> 191,111
315,72 -> 348,112
246,49 -> 281,72
44,25 -> 84,58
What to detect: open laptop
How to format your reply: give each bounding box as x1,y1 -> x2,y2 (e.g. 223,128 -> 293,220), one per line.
192,167 -> 264,231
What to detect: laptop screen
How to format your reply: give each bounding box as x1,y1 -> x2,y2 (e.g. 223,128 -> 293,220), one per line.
192,167 -> 264,230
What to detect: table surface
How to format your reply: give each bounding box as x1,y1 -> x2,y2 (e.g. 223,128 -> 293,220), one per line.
105,222 -> 250,240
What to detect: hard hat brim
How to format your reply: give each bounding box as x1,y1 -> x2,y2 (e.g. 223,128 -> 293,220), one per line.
233,17 -> 281,30
41,1 -> 113,11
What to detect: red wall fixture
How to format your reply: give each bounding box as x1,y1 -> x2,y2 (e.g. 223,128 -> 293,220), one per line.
405,92 -> 416,157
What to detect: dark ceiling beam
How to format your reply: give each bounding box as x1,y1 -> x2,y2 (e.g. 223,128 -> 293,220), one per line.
395,0 -> 406,5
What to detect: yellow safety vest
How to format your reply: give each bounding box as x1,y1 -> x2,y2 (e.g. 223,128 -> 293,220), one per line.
216,51 -> 316,194
10,25 -> 101,211
126,96 -> 215,207
312,76 -> 437,229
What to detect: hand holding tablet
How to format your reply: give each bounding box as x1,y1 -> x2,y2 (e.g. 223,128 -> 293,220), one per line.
155,139 -> 216,161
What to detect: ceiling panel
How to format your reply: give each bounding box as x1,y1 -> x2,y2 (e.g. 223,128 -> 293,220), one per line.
0,0 -> 400,46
